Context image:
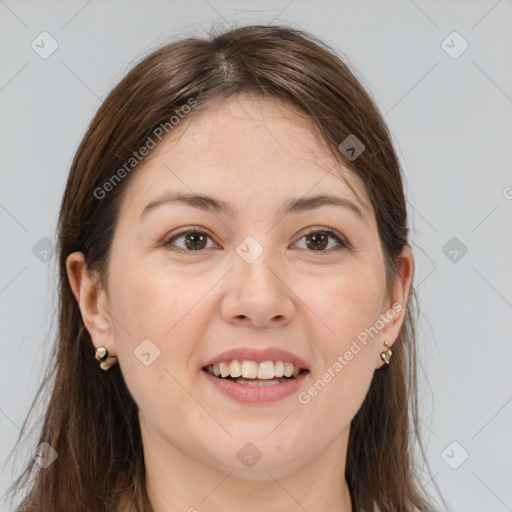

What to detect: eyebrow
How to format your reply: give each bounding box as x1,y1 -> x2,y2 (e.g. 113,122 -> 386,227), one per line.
139,192 -> 366,221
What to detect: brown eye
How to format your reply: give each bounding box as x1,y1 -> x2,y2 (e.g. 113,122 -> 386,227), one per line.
183,232 -> 207,250
296,229 -> 348,253
305,232 -> 329,251
163,230 -> 216,252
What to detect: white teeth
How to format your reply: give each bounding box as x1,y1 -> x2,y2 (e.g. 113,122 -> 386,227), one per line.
219,361 -> 230,378
241,361 -> 258,379
257,361 -> 274,379
229,360 -> 242,378
274,360 -> 285,378
204,360 -> 305,380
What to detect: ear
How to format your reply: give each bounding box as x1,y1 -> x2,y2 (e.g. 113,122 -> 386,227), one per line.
66,252 -> 115,354
376,244 -> 414,369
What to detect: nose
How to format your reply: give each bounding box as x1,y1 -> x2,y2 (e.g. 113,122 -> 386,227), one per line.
220,246 -> 295,328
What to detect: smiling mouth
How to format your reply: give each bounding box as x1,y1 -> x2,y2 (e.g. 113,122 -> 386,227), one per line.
202,361 -> 309,386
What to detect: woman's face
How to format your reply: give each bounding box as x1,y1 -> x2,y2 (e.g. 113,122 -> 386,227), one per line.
74,94 -> 412,477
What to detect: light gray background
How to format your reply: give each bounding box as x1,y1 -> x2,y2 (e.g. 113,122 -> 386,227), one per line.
1,0 -> 511,510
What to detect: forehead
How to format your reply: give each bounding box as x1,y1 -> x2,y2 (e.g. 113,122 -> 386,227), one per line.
120,94 -> 371,218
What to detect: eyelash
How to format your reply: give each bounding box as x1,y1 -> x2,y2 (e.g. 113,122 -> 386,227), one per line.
161,227 -> 350,255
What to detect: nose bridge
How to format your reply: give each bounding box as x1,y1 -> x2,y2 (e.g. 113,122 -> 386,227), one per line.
234,234 -> 282,295
222,234 -> 294,327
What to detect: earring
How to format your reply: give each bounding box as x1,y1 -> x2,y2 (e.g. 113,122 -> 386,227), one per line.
94,346 -> 118,371
380,341 -> 393,365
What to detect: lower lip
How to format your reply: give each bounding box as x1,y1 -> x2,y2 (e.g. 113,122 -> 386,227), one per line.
201,369 -> 310,404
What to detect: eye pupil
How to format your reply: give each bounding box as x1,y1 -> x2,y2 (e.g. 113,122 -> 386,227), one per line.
185,232 -> 207,250
306,233 -> 328,251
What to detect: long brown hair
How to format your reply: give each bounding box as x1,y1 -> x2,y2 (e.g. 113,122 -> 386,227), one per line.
7,23 -> 444,512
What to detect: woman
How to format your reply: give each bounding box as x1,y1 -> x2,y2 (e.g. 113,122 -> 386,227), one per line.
8,23 -> 444,512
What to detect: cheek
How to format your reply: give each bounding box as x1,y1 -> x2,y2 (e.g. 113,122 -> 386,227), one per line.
110,268 -> 210,426
297,264 -> 384,419
112,259 -> 211,344
109,260 -> 224,392
308,262 -> 385,350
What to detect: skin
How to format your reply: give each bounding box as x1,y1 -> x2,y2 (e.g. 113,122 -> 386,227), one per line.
67,94 -> 413,512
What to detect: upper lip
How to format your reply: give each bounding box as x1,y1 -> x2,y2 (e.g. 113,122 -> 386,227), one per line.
202,347 -> 310,370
